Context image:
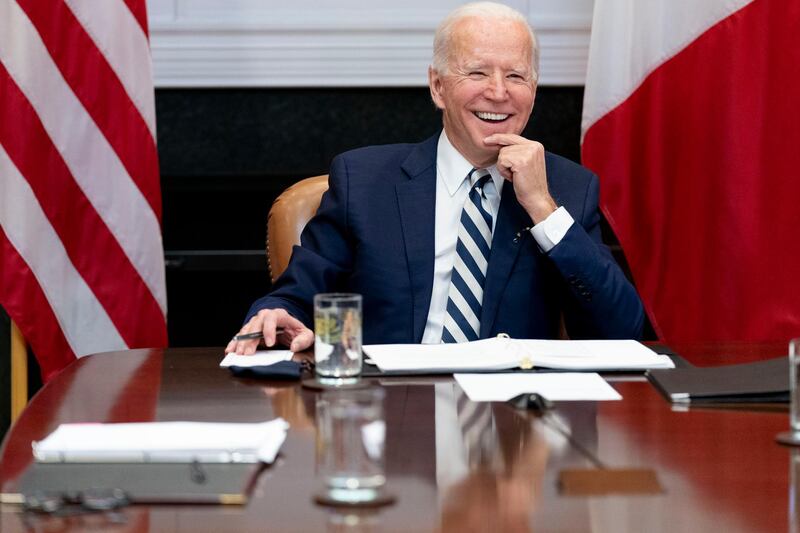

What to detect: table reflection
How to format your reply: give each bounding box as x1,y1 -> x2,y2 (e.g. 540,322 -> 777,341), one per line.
262,384 -> 315,432
792,448 -> 800,533
255,380 -> 603,530
434,384 -> 598,531
322,507 -> 382,533
438,402 -> 548,531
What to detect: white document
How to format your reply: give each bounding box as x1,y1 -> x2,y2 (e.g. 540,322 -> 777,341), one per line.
219,350 -> 294,368
509,339 -> 674,370
365,339 -> 517,372
32,418 -> 289,464
363,338 -> 673,373
454,373 -> 622,402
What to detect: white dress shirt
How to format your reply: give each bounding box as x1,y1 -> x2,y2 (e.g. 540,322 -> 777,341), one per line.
420,131 -> 574,343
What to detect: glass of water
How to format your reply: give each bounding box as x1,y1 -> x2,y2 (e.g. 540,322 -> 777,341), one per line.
777,338 -> 800,446
315,387 -> 387,505
314,293 -> 362,385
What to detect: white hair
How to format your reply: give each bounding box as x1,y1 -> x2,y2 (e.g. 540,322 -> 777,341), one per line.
432,2 -> 539,81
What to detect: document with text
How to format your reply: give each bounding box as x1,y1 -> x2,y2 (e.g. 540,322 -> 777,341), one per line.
363,338 -> 673,373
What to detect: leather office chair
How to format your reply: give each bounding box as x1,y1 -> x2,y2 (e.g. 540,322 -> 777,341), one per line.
10,321 -> 27,421
266,174 -> 329,282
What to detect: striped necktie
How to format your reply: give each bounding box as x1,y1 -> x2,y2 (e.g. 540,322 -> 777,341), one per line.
442,168 -> 493,343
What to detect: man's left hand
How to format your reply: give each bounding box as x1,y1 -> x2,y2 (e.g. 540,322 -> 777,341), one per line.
484,134 -> 557,223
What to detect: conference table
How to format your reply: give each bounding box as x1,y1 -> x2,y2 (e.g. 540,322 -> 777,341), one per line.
0,342 -> 792,532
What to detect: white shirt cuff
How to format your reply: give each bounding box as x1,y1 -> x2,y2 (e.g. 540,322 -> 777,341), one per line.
530,206 -> 574,252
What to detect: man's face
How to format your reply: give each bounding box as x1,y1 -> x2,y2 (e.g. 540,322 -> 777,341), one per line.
429,17 -> 536,168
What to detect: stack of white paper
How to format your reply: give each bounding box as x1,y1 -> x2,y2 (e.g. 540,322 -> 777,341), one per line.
32,418 -> 289,464
364,338 -> 673,373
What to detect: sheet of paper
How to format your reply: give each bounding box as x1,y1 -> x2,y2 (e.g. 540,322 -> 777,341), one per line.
364,338 -> 673,373
509,339 -> 675,370
364,338 -> 518,372
454,373 -> 622,402
32,418 -> 289,464
219,350 -> 294,368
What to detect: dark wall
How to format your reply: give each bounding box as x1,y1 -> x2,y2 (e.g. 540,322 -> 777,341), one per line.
158,87 -> 590,347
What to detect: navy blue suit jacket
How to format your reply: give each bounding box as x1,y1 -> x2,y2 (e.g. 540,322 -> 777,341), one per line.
248,134 -> 644,342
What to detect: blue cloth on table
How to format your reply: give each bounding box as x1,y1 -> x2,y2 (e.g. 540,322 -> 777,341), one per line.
228,360 -> 303,380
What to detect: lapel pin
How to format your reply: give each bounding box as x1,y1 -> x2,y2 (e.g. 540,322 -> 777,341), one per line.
513,226 -> 533,243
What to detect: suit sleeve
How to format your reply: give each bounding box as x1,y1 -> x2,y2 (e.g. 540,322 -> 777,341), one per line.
546,173 -> 645,339
245,155 -> 354,327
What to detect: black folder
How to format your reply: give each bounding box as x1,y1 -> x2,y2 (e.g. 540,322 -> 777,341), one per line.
647,356 -> 789,404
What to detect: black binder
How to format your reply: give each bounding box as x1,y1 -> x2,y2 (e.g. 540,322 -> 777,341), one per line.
647,356 -> 789,404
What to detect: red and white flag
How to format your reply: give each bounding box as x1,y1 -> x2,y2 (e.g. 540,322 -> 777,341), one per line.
582,0 -> 800,343
0,0 -> 167,381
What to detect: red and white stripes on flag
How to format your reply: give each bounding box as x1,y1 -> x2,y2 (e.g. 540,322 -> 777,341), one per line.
581,0 -> 800,344
0,0 -> 167,381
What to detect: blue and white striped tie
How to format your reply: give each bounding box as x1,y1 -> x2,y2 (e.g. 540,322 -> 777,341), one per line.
442,168 -> 493,343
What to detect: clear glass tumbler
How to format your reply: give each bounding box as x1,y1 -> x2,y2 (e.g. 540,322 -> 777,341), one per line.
314,293 -> 362,385
791,448 -> 800,533
791,338 -> 800,435
315,388 -> 386,504
778,338 -> 800,446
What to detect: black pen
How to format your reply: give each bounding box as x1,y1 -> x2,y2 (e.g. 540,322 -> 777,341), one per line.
232,328 -> 284,341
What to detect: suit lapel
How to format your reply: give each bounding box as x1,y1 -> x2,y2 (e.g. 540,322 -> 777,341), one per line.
397,135 -> 438,342
481,181 -> 533,336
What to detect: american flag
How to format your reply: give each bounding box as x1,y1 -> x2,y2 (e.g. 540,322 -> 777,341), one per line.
0,0 -> 167,381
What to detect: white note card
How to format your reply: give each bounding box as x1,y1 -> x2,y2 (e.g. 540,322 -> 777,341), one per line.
454,373 -> 622,402
219,350 -> 294,368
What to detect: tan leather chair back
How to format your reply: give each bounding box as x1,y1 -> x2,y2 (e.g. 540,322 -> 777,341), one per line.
267,175 -> 329,282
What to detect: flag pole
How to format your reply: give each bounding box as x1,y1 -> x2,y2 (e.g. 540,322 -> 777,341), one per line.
10,320 -> 27,421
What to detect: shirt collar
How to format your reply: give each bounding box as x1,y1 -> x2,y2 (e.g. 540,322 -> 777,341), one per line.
437,130 -> 505,197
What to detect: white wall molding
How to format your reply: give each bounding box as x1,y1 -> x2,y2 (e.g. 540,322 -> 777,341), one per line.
148,0 -> 593,88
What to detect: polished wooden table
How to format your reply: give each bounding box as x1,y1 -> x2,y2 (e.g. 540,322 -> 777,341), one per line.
0,342 -> 792,532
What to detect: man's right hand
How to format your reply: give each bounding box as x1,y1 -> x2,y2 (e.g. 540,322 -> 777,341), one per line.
225,308 -> 314,355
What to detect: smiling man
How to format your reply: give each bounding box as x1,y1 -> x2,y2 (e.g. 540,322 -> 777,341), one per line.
228,2 -> 644,355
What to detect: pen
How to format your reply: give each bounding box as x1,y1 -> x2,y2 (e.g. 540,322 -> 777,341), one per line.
232,328 -> 284,341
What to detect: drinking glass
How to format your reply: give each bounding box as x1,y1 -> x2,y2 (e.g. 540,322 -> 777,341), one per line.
314,293 -> 362,385
315,388 -> 387,505
791,448 -> 800,533
777,338 -> 800,445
